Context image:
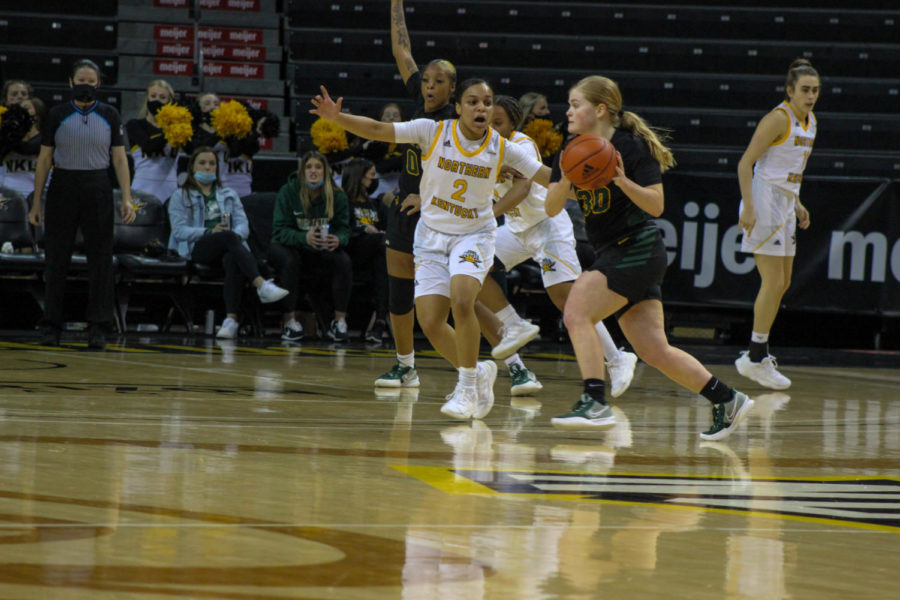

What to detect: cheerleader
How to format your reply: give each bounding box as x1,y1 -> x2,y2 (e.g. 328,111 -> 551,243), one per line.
126,80 -> 180,203
189,93 -> 260,198
0,97 -> 45,197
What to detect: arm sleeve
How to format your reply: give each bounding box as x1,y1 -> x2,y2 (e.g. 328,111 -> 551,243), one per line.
271,185 -> 309,249
167,190 -> 208,243
105,106 -> 125,147
502,141 -> 543,180
392,119 -> 440,148
549,146 -> 563,183
126,120 -> 167,155
628,137 -> 663,187
227,131 -> 260,158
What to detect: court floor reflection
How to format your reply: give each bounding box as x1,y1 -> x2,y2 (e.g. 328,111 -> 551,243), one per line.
0,338 -> 896,598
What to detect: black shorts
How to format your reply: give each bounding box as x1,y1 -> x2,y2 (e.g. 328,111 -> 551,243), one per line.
384,194 -> 419,255
588,226 -> 667,316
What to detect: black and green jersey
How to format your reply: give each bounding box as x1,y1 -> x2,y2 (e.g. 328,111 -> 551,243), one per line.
552,128 -> 662,250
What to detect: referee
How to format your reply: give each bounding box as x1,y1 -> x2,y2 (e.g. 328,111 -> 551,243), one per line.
28,59 -> 136,349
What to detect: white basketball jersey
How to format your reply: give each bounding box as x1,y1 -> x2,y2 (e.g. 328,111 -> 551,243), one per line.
419,119 -> 507,234
753,102 -> 816,195
495,131 -> 549,233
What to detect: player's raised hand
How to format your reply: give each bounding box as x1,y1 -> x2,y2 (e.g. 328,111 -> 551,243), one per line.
309,86 -> 342,120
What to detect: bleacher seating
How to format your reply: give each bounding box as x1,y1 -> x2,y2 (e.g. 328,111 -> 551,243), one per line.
2,48 -> 119,85
1,14 -> 118,49
288,0 -> 900,177
289,28 -> 897,79
1,0 -> 897,334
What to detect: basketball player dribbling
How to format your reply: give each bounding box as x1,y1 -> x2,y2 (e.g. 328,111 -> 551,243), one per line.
479,95 -> 638,398
310,79 -> 551,421
545,75 -> 753,441
735,59 -> 820,391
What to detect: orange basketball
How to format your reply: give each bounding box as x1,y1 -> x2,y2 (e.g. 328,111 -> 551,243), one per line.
560,134 -> 618,189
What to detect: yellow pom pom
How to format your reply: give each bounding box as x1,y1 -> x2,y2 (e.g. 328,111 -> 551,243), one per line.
211,100 -> 253,139
310,118 -> 348,154
154,103 -> 193,148
0,105 -> 7,127
522,118 -> 563,158
167,122 -> 193,148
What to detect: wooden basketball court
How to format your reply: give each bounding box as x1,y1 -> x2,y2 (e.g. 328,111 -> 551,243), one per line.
0,336 -> 897,599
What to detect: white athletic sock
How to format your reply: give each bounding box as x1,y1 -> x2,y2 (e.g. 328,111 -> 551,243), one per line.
594,321 -> 619,360
459,366 -> 477,390
751,331 -> 769,344
505,354 -> 525,371
397,352 -> 415,368
495,305 -> 520,328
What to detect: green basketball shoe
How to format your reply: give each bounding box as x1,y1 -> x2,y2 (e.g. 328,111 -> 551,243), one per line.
509,364 -> 543,396
374,362 -> 420,388
551,394 -> 616,430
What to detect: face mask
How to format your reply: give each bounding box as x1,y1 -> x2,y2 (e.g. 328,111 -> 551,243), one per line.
202,112 -> 212,124
306,179 -> 324,190
366,177 -> 379,195
194,171 -> 217,184
147,100 -> 165,115
72,84 -> 96,103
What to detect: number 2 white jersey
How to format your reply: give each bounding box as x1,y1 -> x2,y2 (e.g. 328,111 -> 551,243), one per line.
393,118 -> 542,235
495,131 -> 548,233
753,101 -> 816,196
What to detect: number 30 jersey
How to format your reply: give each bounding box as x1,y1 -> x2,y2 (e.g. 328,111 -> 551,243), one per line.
394,118 -> 542,235
551,129 -> 662,248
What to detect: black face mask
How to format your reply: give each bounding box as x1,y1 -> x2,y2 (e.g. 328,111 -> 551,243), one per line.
367,177 -> 379,195
202,112 -> 212,124
147,100 -> 165,115
72,84 -> 97,103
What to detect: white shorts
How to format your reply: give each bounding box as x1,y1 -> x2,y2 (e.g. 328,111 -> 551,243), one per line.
413,221 -> 495,298
495,214 -> 581,287
740,179 -> 797,257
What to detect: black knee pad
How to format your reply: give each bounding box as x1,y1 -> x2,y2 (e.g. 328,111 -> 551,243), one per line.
388,276 -> 415,315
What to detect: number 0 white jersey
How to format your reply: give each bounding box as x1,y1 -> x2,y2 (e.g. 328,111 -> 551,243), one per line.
393,118 -> 542,235
753,101 -> 816,196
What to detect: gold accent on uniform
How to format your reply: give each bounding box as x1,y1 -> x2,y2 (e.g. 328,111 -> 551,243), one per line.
421,120 -> 445,161
451,120 -> 492,158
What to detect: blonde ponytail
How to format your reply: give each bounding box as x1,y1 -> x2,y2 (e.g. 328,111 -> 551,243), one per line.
620,111 -> 676,173
573,75 -> 676,173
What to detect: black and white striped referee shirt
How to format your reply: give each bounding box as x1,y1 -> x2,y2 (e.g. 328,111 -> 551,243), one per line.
42,101 -> 125,171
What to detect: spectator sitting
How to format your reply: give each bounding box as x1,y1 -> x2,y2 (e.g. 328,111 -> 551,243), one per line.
361,102 -> 403,202
342,158 -> 389,343
268,150 -> 352,343
167,146 -> 288,339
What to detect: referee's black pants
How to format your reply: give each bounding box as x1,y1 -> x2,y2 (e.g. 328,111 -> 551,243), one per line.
42,169 -> 115,330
